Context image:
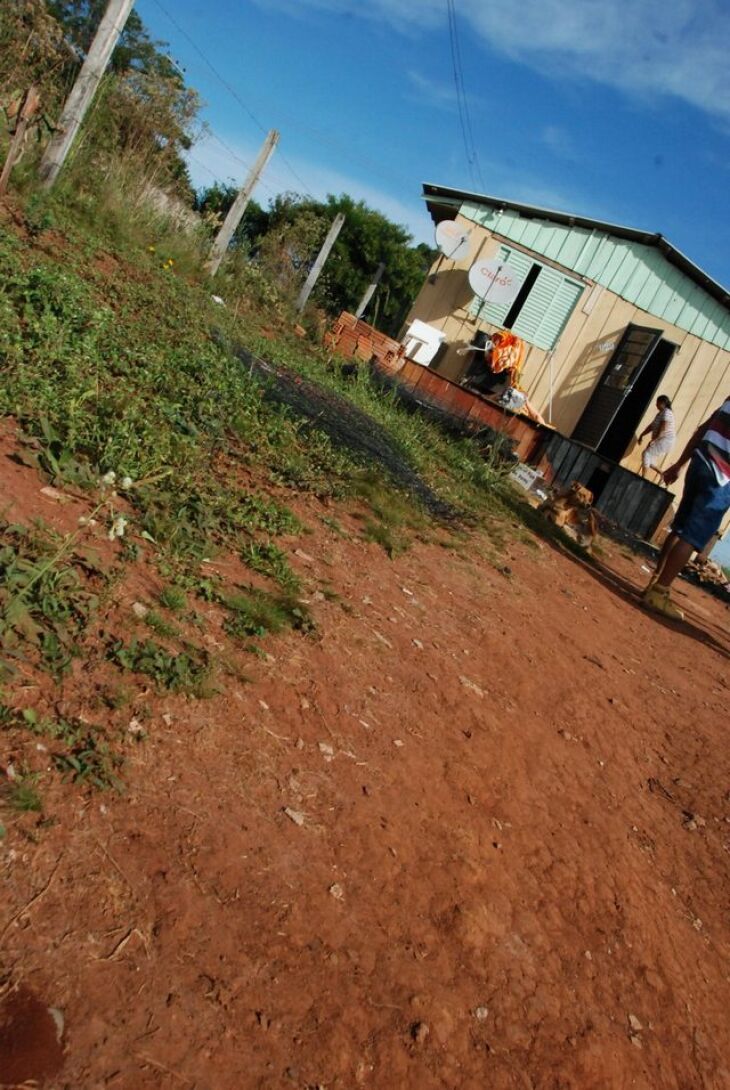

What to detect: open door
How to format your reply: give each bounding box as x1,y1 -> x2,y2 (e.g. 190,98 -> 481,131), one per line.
572,324 -> 669,455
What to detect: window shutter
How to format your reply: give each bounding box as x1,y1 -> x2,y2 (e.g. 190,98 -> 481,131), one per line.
535,277 -> 584,349
511,264 -> 562,344
517,275 -> 583,350
468,245 -> 532,326
469,244 -> 583,349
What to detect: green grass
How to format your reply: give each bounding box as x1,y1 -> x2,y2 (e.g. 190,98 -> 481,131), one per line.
158,585 -> 188,612
240,541 -> 301,592
0,518 -> 101,680
0,179 -> 517,724
144,609 -> 180,640
221,586 -> 314,641
20,708 -> 124,791
0,772 -> 43,813
108,637 -> 214,696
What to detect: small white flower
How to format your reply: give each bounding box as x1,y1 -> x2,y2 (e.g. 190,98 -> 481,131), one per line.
101,470 -> 116,486
120,476 -> 133,490
108,515 -> 128,540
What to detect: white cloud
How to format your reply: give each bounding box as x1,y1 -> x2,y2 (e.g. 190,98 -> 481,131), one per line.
405,70 -> 484,112
259,0 -> 730,121
187,131 -> 435,244
540,125 -> 577,161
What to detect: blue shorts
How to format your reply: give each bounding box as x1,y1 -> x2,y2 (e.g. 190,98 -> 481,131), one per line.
672,454 -> 730,551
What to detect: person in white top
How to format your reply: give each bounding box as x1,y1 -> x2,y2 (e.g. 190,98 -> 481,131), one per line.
638,395 -> 676,479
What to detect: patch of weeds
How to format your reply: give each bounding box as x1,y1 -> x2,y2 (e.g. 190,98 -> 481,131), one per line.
318,583 -> 340,602
352,471 -> 426,558
320,514 -> 347,537
144,610 -> 180,639
362,519 -> 408,559
108,637 -> 213,696
135,480 -> 300,563
15,418 -> 99,491
1,771 -> 43,813
0,519 -> 100,680
22,710 -> 124,791
119,541 -> 143,564
101,684 -> 134,710
221,586 -> 315,642
240,541 -> 301,592
159,585 -> 188,612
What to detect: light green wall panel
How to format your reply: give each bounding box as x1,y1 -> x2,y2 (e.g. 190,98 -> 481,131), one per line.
459,202 -> 730,349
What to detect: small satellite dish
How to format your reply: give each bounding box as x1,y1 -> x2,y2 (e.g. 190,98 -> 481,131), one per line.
435,220 -> 472,262
468,258 -> 523,306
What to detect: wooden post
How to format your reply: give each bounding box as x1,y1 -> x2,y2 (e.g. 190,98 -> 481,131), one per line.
39,0 -> 135,188
207,129 -> 279,276
0,86 -> 41,195
355,261 -> 385,319
296,212 -> 346,314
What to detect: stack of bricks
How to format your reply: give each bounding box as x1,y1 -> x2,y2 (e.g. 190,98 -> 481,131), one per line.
325,312 -> 405,368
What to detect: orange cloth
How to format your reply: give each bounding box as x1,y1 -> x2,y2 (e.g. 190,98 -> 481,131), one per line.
489,331 -> 525,380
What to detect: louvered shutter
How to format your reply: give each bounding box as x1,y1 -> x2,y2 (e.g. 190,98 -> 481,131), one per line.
469,245 -> 583,350
513,269 -> 583,350
533,277 -> 583,349
468,245 -> 533,326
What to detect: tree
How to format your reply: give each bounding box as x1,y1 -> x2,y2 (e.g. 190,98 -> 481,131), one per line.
47,2 -> 181,80
194,184 -> 269,249
256,192 -> 435,335
191,187 -> 434,331
40,0 -> 199,199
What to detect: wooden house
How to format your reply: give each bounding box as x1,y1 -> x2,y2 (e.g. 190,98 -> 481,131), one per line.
405,184 -> 730,538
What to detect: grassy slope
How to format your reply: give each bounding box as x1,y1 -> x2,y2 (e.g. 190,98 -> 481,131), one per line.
0,196 -> 516,812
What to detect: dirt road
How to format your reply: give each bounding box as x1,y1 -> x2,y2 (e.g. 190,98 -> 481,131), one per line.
2,485 -> 729,1089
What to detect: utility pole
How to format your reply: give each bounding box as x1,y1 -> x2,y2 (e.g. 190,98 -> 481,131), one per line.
39,0 -> 135,188
355,261 -> 385,319
207,129 -> 279,276
296,212 -> 345,314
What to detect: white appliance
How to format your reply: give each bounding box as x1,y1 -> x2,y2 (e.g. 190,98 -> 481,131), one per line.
402,319 -> 447,366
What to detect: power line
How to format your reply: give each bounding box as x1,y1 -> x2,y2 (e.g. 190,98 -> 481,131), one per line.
446,0 -> 486,191
188,130 -> 277,199
150,0 -> 315,198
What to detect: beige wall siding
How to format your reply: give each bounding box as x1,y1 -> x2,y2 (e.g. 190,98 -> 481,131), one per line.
405,215 -> 730,488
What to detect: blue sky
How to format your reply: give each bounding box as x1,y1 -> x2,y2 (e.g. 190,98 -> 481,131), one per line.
136,0 -> 730,565
137,0 -> 730,284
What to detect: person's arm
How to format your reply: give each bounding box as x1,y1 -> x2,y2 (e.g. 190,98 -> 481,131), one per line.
662,415 -> 713,485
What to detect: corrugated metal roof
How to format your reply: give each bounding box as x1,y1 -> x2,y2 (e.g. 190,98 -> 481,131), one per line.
423,184 -> 730,350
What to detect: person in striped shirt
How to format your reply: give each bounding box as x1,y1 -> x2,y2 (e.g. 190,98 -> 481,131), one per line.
643,396 -> 730,620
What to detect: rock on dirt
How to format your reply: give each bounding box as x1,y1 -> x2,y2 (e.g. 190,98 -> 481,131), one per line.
410,1021 -> 429,1045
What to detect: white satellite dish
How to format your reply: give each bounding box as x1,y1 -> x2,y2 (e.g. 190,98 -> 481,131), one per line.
435,220 -> 472,262
468,258 -> 523,306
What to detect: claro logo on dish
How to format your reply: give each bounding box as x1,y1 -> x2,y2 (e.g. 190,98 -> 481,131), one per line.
476,266 -> 513,287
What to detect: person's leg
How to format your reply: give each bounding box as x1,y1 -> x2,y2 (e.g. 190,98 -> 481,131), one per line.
655,530 -> 677,570
643,456 -> 729,619
655,536 -> 694,588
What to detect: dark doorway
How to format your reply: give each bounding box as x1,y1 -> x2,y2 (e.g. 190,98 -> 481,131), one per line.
598,338 -> 677,461
572,324 -> 676,459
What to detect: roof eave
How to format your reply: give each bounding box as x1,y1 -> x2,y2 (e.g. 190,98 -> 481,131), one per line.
421,183 -> 730,309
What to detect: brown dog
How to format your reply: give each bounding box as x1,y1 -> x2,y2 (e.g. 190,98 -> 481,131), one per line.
539,481 -> 598,549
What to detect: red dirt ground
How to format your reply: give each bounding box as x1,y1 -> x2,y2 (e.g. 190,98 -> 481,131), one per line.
1,444 -> 729,1090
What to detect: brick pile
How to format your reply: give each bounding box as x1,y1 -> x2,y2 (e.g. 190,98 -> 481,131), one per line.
686,556 -> 730,590
324,312 -> 405,366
